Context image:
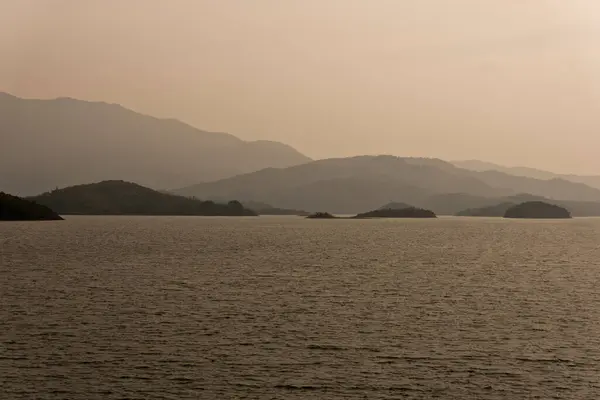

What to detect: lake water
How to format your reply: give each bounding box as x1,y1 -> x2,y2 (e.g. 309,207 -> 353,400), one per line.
2,216 -> 600,399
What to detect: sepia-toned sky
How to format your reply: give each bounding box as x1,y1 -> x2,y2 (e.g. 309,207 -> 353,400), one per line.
2,1 -> 600,173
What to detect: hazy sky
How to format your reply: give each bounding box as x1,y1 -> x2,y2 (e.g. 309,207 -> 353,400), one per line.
2,1 -> 600,174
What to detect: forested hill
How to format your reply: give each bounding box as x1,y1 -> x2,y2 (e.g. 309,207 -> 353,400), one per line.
0,192 -> 63,221
29,180 -> 256,216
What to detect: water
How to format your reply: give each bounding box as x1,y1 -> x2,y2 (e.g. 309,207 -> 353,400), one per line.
2,216 -> 600,399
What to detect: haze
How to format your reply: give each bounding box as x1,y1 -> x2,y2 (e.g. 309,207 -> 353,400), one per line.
2,1 -> 600,174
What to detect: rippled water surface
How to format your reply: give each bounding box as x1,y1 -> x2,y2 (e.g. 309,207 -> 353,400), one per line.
2,216 -> 600,399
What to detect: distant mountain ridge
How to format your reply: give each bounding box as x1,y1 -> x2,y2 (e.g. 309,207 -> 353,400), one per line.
174,155 -> 600,214
0,92 -> 311,196
453,160 -> 600,190
175,156 -> 498,213
5,91 -> 600,213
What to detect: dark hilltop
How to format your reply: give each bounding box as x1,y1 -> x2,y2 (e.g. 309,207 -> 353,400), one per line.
354,207 -> 436,219
29,180 -> 257,216
504,201 -> 572,219
0,192 -> 63,221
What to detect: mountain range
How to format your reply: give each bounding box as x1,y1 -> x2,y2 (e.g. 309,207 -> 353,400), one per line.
453,160 -> 600,190
0,92 -> 311,196
175,156 -> 600,214
4,92 -> 600,216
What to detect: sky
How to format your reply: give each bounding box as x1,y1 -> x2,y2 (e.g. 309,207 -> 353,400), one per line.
2,1 -> 600,174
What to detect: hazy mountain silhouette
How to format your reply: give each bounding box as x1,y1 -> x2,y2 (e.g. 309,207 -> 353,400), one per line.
409,158 -> 600,201
175,156 -> 501,213
175,156 -> 600,214
453,160 -> 600,190
29,180 -> 256,216
0,92 -> 311,196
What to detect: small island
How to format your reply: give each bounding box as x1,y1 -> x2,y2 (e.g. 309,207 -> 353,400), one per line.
504,201 -> 572,219
306,212 -> 337,219
0,192 -> 63,221
29,180 -> 257,216
306,207 -> 437,219
456,202 -> 515,217
353,207 -> 437,219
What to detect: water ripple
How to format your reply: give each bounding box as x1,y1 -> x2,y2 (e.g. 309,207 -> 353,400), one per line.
2,216 -> 600,399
